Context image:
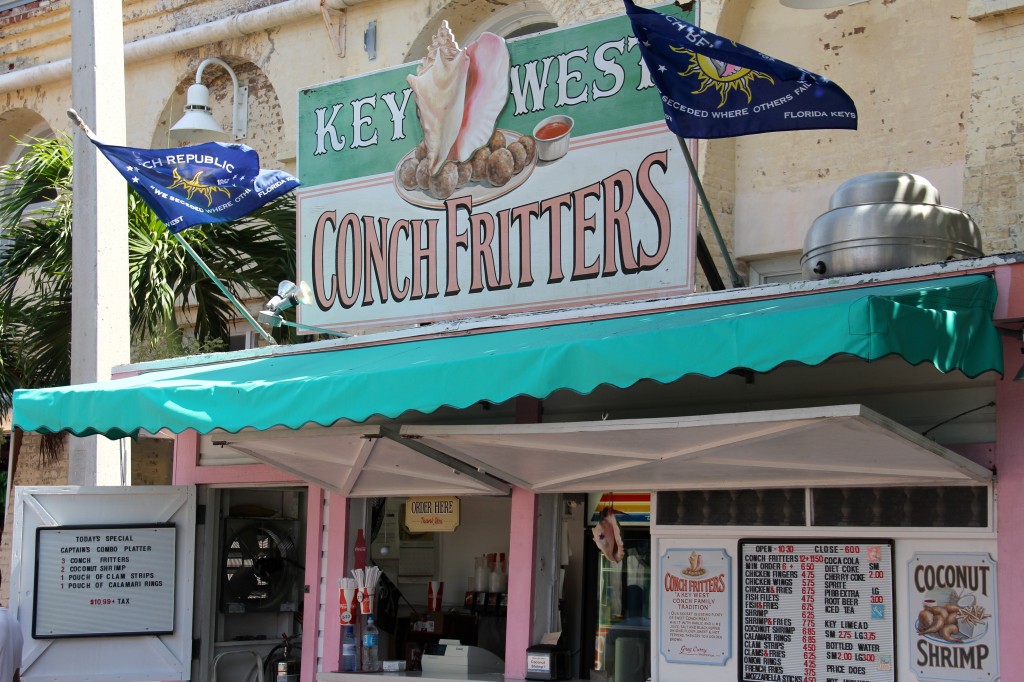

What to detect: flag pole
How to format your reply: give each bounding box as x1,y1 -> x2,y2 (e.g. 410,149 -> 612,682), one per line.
170,233 -> 277,346
67,109 -> 278,346
675,136 -> 744,288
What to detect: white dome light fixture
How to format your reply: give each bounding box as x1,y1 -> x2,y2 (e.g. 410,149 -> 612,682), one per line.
170,57 -> 248,144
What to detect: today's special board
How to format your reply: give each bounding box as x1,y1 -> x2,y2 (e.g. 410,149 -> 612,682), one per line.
738,540 -> 895,682
33,524 -> 177,638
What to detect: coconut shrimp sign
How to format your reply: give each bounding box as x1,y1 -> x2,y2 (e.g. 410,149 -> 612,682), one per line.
908,552 -> 999,681
297,7 -> 696,333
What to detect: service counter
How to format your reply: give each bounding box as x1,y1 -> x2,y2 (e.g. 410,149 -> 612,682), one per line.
317,673 -> 504,681
317,674 -> 586,682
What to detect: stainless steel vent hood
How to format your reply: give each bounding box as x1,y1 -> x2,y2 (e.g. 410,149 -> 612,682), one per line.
801,172 -> 983,279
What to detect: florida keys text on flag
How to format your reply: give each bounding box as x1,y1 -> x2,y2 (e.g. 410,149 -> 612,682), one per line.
80,124 -> 298,233
623,0 -> 857,139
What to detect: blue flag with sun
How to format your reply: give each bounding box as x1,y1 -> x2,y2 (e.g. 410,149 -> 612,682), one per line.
624,0 -> 857,139
88,138 -> 299,233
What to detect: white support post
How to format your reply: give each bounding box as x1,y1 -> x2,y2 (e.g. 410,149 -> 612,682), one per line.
68,1 -> 131,486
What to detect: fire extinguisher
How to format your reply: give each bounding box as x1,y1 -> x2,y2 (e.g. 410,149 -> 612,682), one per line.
268,633 -> 300,682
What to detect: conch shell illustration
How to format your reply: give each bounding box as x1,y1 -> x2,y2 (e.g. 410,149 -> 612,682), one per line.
683,550 -> 706,576
407,22 -> 510,176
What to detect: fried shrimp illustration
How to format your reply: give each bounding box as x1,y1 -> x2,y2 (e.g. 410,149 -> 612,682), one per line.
939,623 -> 961,642
917,600 -> 977,643
168,168 -> 232,205
918,605 -> 954,635
917,608 -> 937,634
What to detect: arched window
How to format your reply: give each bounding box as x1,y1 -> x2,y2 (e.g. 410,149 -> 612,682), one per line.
464,2 -> 557,42
0,111 -> 57,242
405,1 -> 557,63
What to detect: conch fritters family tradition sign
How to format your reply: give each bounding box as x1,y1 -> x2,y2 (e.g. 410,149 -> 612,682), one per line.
297,8 -> 696,333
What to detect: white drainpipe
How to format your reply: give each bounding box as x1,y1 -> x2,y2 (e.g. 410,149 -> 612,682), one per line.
0,0 -> 366,95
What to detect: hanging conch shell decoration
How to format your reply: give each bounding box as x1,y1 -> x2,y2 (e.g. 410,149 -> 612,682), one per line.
397,21 -> 536,203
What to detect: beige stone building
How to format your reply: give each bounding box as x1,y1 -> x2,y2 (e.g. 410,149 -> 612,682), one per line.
1,0 -> 1022,680
2,0 -> 1019,314
4,0 -> 1018,282
3,0 -> 1016,429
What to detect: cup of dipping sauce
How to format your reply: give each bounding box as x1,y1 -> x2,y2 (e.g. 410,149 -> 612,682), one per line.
533,115 -> 574,161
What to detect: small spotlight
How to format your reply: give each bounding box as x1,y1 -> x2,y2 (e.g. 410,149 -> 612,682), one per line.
258,280 -> 351,338
266,280 -> 314,315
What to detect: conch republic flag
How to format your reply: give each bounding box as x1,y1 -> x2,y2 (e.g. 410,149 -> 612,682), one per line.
623,0 -> 857,139
86,133 -> 299,233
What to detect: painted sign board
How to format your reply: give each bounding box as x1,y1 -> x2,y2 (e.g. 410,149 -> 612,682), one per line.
738,540 -> 896,682
405,496 -> 461,532
908,552 -> 998,682
660,547 -> 731,665
33,524 -> 176,638
297,6 -> 697,334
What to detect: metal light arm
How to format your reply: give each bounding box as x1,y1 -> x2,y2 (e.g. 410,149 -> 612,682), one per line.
257,309 -> 351,338
173,233 -> 277,346
194,57 -> 248,140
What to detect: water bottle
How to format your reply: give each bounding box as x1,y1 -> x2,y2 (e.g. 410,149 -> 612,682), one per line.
361,615 -> 381,672
341,624 -> 358,672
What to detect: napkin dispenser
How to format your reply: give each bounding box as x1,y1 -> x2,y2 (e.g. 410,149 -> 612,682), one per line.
525,643 -> 571,681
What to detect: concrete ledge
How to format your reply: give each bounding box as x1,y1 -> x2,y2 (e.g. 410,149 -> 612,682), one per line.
969,0 -> 1024,20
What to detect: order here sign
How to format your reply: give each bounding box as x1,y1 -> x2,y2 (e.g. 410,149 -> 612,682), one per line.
406,496 -> 460,533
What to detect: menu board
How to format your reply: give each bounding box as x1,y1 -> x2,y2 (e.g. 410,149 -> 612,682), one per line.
739,540 -> 895,682
33,524 -> 177,638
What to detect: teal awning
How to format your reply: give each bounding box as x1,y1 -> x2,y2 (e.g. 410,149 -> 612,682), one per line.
12,274 -> 1003,439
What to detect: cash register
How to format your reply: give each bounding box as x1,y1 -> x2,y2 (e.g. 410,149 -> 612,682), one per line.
421,639 -> 505,675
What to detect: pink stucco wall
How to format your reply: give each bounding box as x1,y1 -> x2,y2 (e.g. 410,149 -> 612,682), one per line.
322,492 -> 349,676
996,336 -> 1024,676
505,486 -> 538,679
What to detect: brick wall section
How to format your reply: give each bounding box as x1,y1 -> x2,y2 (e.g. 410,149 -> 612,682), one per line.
0,0 -> 57,27
0,433 -> 66,605
698,137 -> 744,290
965,8 -> 1024,254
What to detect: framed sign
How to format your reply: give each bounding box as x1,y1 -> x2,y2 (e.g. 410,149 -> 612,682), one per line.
33,524 -> 177,638
296,6 -> 697,334
660,547 -> 731,665
405,496 -> 460,532
908,552 -> 998,681
738,539 -> 896,682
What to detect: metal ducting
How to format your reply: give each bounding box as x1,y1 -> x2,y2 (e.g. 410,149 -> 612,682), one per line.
800,172 -> 983,279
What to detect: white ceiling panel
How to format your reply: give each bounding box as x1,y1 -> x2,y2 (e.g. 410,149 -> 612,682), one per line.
402,405 -> 991,493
